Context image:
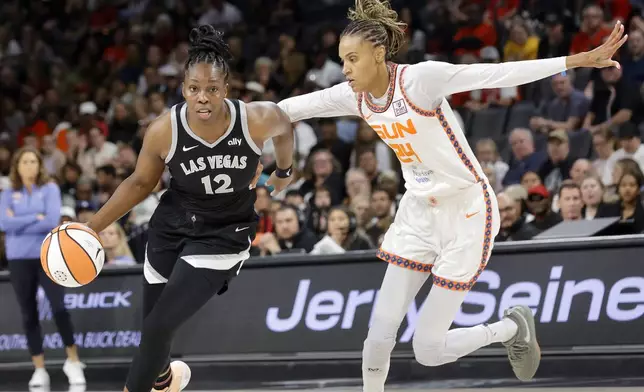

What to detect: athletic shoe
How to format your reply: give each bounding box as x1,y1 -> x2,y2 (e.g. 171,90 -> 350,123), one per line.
502,305 -> 541,381
28,368 -> 50,387
63,359 -> 87,385
153,361 -> 191,392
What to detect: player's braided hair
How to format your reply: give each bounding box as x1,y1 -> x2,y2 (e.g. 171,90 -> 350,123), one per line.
186,25 -> 232,81
342,0 -> 407,60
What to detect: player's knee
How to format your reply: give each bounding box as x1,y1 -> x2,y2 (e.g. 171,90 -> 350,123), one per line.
363,318 -> 398,359
412,338 -> 448,367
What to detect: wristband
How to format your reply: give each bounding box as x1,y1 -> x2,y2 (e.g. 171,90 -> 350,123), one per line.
275,165 -> 293,178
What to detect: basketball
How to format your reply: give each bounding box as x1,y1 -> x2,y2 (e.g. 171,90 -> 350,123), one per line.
40,222 -> 105,288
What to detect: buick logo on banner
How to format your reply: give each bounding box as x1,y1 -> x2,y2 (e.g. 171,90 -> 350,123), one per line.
37,289 -> 134,321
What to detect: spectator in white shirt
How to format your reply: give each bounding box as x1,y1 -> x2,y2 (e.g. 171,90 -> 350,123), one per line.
602,122 -> 644,185
78,127 -> 118,179
591,128 -> 617,185
305,51 -> 345,89
262,121 -> 317,169
476,138 -> 509,190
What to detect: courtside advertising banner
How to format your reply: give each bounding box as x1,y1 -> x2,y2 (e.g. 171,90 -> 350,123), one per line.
0,241 -> 643,362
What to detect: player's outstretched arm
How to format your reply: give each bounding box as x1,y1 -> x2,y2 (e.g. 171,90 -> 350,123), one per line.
86,116 -> 169,234
247,102 -> 297,196
277,82 -> 360,122
412,21 -> 627,100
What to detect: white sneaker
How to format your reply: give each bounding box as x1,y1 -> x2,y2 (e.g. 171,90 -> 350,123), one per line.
29,368 -> 50,387
63,359 -> 86,385
152,361 -> 191,392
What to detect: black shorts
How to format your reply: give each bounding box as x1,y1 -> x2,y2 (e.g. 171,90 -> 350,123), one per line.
144,202 -> 257,289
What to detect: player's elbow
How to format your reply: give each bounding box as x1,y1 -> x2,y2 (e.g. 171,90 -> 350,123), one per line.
128,172 -> 159,195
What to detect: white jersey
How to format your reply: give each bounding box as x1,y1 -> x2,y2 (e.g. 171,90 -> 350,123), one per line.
278,57 -> 568,198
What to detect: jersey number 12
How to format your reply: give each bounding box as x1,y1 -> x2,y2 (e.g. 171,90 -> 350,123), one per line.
201,174 -> 233,194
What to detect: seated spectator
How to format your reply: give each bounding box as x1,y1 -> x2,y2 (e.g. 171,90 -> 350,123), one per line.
526,185 -> 562,230
41,134 -> 65,177
256,204 -> 317,256
621,28 -> 644,84
77,127 -> 118,179
520,171 -> 542,192
76,200 -> 96,224
350,121 -> 393,173
582,67 -> 643,133
599,0 -> 632,25
503,128 -> 547,186
538,130 -> 576,193
482,166 -> 499,193
485,0 -> 519,28
570,5 -> 611,55
503,19 -> 540,62
496,192 -> 540,242
605,158 -> 644,202
130,180 -> 165,227
537,13 -> 572,59
310,207 -> 373,254
344,168 -> 371,206
254,186 -> 274,237
365,188 -> 395,247
602,122 -> 644,185
262,120 -> 318,169
376,171 -> 403,212
299,149 -> 345,206
100,222 -> 136,267
570,158 -> 594,185
453,3 -> 497,57
283,190 -> 305,211
580,174 -> 606,220
356,148 -> 382,189
350,195 -> 372,232
96,165 -> 119,205
557,180 -> 584,221
476,138 -> 509,190
591,128 -> 617,185
309,118 -> 353,172
504,184 -> 530,220
59,162 -> 82,205
307,186 -> 332,237
530,72 -> 590,133
304,50 -> 344,89
597,170 -> 644,233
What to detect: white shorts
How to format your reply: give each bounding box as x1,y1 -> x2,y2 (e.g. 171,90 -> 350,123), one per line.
377,181 -> 500,291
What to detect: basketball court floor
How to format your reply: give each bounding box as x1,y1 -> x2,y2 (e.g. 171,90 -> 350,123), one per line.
5,378 -> 644,392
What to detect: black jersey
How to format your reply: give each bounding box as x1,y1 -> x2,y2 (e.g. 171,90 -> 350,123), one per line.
158,99 -> 262,226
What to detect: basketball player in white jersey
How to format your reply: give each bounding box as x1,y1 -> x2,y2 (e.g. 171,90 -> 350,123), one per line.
277,0 -> 627,390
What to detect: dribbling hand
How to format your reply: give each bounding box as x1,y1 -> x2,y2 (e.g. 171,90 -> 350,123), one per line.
572,21 -> 628,69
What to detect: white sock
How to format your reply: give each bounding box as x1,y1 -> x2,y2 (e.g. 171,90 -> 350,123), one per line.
485,318 -> 519,343
362,360 -> 389,392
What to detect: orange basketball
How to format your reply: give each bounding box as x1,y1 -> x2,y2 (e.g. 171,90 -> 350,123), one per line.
40,222 -> 105,288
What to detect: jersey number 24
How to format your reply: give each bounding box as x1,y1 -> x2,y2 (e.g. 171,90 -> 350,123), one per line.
201,174 -> 234,194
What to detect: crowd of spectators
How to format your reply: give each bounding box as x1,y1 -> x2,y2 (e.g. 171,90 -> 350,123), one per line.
2,0 -> 644,268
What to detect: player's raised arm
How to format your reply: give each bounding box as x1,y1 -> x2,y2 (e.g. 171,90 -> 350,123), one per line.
410,21 -> 628,100
277,82 -> 359,122
86,115 -> 169,233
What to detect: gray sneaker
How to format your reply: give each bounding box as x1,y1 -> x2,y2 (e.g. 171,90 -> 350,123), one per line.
502,305 -> 541,381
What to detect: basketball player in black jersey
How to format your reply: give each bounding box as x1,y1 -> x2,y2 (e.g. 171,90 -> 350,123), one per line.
85,25 -> 295,392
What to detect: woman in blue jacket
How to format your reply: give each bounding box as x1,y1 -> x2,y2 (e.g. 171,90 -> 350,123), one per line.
0,147 -> 85,387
